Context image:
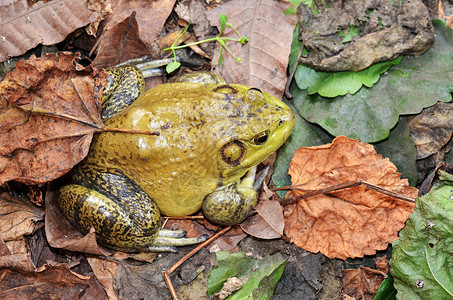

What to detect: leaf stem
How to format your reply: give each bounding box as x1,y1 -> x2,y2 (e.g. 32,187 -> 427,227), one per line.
276,180 -> 416,205
98,127 -> 160,136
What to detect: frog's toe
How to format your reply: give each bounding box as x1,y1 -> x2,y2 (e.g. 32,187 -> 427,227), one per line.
153,232 -> 209,247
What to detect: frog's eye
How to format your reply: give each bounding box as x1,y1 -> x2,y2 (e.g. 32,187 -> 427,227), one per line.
221,141 -> 246,166
246,88 -> 264,101
253,131 -> 269,145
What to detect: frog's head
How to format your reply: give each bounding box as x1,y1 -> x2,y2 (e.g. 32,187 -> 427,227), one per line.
213,85 -> 295,185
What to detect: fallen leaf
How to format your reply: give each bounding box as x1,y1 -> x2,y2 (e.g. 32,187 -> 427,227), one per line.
284,136 -> 418,259
91,12 -> 151,68
342,266 -> 387,300
0,252 -> 35,272
297,0 -> 434,71
0,0 -> 98,62
374,256 -> 389,274
0,264 -> 93,299
241,185 -> 284,239
0,236 -> 10,255
206,0 -> 298,98
87,256 -> 120,300
94,0 -> 176,51
0,192 -> 44,241
0,52 -> 107,185
292,21 -> 453,143
390,171 -> 453,299
409,102 -> 453,159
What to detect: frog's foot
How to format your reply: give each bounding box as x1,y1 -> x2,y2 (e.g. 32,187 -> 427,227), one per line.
202,165 -> 270,226
145,229 -> 209,252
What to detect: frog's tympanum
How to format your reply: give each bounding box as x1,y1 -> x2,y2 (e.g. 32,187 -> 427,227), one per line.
58,66 -> 295,252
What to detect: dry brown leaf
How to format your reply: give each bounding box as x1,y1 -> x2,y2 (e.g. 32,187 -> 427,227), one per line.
241,182 -> 284,239
0,0 -> 98,62
95,0 -> 176,50
285,136 -> 418,259
297,0 -> 434,71
87,256 -> 120,300
342,266 -> 387,300
91,12 -> 151,68
0,52 -> 106,185
0,236 -> 10,256
45,183 -> 112,256
409,102 -> 453,159
0,264 -> 104,299
0,193 -> 44,241
0,252 -> 35,274
206,0 -> 298,98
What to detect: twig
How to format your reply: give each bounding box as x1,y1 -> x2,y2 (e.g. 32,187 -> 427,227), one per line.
162,226 -> 232,300
276,180 -> 416,206
97,127 -> 160,136
284,41 -> 304,99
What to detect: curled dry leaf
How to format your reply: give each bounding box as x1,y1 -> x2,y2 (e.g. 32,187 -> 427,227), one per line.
86,256 -> 120,300
409,102 -> 453,159
0,0 -> 98,62
91,12 -> 151,68
0,192 -> 44,241
342,266 -> 388,300
284,136 -> 418,259
0,52 -> 107,186
241,183 -> 284,239
94,0 -> 176,52
206,0 -> 298,98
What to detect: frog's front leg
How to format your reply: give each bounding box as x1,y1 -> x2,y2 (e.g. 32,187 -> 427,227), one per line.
101,65 -> 145,119
202,165 -> 270,225
58,165 -> 207,252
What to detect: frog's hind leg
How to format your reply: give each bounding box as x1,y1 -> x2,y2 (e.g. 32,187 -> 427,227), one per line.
101,65 -> 146,119
58,165 -> 207,252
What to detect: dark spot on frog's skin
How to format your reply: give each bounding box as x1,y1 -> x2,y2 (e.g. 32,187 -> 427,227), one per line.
213,84 -> 238,94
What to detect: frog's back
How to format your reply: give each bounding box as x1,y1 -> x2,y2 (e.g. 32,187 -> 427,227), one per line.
86,82 -> 293,216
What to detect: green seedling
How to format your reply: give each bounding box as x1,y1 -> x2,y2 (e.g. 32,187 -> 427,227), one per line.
164,15 -> 248,73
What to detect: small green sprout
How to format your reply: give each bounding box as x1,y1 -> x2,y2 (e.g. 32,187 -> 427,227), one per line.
164,15 -> 248,73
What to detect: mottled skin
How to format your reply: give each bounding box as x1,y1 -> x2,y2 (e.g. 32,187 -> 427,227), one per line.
58,66 -> 294,252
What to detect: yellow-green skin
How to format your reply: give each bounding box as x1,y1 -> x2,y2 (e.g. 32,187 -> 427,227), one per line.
58,67 -> 294,252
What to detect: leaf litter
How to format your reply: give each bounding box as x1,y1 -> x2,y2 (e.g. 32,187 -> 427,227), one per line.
284,136 -> 418,259
1,0 -> 450,300
206,0 -> 298,98
0,52 -> 107,186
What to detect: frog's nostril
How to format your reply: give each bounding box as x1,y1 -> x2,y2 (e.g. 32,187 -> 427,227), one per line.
278,119 -> 284,126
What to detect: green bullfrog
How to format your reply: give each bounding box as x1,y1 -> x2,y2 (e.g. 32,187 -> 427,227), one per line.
58,65 -> 294,252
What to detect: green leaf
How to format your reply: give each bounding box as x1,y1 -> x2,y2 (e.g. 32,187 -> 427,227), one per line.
227,253 -> 287,300
284,0 -> 304,15
289,23 -> 307,71
373,117 -> 417,186
207,251 -> 287,299
375,274 -> 397,300
165,61 -> 181,73
208,251 -> 259,295
338,26 -> 360,43
390,173 -> 453,299
292,21 -> 453,143
219,14 -> 228,34
295,56 -> 402,97
272,99 -> 332,198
